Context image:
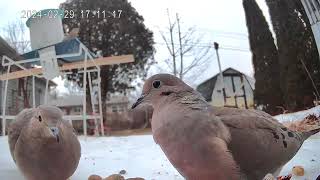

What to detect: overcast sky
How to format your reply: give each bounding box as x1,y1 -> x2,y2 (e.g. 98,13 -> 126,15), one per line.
0,0 -> 272,91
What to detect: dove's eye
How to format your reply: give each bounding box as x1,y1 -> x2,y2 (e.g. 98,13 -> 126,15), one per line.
152,80 -> 162,89
38,116 -> 42,122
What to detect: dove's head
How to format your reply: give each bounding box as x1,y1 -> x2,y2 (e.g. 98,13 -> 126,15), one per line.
27,105 -> 63,143
131,74 -> 193,109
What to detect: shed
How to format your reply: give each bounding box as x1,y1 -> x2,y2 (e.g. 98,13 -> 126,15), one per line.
196,68 -> 255,109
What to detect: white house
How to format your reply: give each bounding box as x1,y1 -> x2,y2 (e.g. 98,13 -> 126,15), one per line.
48,94 -> 130,115
196,68 -> 255,109
0,36 -> 57,115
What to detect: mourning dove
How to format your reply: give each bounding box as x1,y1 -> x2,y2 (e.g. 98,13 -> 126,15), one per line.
8,105 -> 81,180
131,74 -> 320,180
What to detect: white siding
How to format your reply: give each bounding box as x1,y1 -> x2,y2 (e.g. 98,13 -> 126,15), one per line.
0,78 -> 48,115
302,0 -> 320,55
210,74 -> 254,109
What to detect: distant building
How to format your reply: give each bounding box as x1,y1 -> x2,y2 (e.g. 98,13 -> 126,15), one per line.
48,94 -> 131,132
196,68 -> 255,109
48,94 -> 130,115
0,36 -> 56,115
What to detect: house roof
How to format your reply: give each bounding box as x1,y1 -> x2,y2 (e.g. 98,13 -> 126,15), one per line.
0,36 -> 17,57
196,67 -> 255,101
0,36 -> 57,86
0,36 -> 21,64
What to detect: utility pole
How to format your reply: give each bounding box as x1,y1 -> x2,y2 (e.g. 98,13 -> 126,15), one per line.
176,13 -> 183,80
214,42 -> 226,106
167,9 -> 177,76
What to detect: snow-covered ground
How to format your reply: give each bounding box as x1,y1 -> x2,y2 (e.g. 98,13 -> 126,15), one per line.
0,135 -> 319,180
0,135 -> 183,180
274,105 -> 320,123
0,107 -> 320,180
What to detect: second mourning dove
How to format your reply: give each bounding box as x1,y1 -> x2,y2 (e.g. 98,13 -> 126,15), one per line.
131,74 -> 320,180
8,105 -> 81,180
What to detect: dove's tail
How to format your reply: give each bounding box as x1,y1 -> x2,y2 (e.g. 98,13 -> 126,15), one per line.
302,127 -> 320,140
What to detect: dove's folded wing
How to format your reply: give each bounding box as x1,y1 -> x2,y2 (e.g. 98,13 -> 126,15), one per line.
210,107 -> 303,179
8,108 -> 35,162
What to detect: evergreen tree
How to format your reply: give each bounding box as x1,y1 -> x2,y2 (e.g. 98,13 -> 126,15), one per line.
294,0 -> 320,102
243,0 -> 284,114
60,0 -> 155,122
265,0 -> 320,111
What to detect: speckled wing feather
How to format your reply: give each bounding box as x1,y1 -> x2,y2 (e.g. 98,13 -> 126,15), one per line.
132,73 -> 320,180
210,107 -> 306,180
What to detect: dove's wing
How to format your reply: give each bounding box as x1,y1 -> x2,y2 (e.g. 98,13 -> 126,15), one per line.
152,101 -> 242,180
60,119 -> 81,164
8,108 -> 35,162
210,107 -> 305,179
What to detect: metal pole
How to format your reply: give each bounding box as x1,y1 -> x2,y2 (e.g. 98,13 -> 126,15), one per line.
32,76 -> 35,108
2,65 -> 11,136
88,71 -> 99,136
300,58 -> 320,99
97,70 -> 104,136
214,42 -> 226,106
83,52 -> 88,137
44,79 -> 49,104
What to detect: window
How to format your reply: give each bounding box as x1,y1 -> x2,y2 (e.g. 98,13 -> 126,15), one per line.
118,106 -> 124,113
74,107 -> 81,113
112,106 -> 117,113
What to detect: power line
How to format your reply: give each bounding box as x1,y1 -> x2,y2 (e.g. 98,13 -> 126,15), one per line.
157,30 -> 248,41
197,28 -> 248,37
220,47 -> 251,52
6,39 -> 251,52
154,42 -> 251,52
156,26 -> 248,37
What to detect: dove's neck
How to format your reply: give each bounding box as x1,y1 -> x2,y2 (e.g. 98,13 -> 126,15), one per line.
152,90 -> 209,133
155,90 -> 209,110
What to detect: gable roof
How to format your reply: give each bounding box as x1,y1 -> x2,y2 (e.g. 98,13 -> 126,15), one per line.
0,36 -> 16,57
196,67 -> 255,101
0,36 -> 21,66
0,36 -> 57,86
196,75 -> 218,102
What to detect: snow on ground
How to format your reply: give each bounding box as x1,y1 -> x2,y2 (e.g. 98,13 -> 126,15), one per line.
0,107 -> 320,180
274,105 -> 320,123
0,134 -> 320,180
0,135 -> 183,180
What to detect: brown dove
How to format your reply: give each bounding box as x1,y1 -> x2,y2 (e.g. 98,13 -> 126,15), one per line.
131,74 -> 320,180
8,105 -> 81,180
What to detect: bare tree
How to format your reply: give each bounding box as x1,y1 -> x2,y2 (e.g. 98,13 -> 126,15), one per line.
2,20 -> 31,109
63,78 -> 82,95
159,11 -> 212,80
2,20 -> 30,54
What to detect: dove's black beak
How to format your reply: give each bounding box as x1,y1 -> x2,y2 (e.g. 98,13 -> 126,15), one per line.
50,127 -> 60,142
131,95 -> 145,109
